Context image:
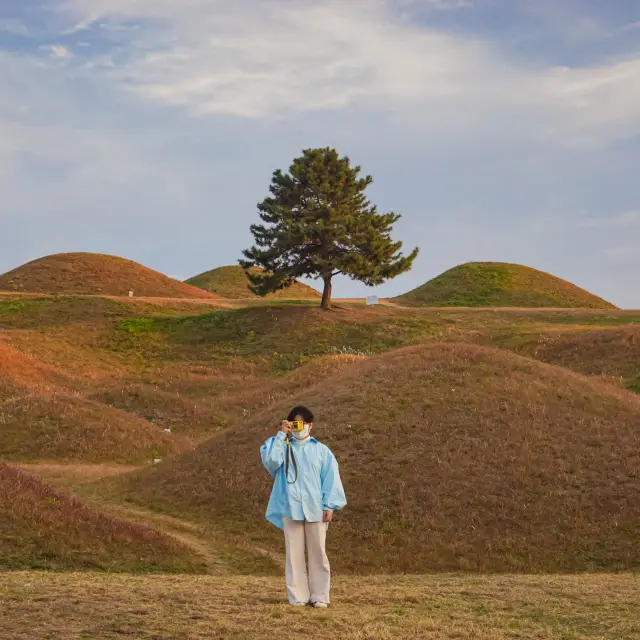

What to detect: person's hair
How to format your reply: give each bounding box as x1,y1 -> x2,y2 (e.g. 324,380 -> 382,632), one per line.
287,406 -> 314,423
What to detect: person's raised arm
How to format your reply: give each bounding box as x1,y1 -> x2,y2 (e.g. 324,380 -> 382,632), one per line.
260,421 -> 290,477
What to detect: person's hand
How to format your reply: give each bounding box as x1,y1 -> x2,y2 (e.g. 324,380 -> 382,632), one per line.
323,510 -> 333,523
280,421 -> 291,436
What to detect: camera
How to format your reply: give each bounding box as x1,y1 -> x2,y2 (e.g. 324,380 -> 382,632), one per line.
288,420 -> 306,432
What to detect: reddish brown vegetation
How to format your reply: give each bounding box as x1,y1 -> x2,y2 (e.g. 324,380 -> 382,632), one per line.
0,392 -> 193,463
0,462 -> 203,571
0,253 -> 216,299
93,355 -> 363,437
0,342 -> 76,395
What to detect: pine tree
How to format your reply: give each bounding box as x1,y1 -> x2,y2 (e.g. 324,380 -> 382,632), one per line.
240,148 -> 419,310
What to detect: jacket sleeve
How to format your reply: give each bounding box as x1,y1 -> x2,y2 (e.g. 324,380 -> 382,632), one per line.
320,448 -> 347,512
261,431 -> 287,477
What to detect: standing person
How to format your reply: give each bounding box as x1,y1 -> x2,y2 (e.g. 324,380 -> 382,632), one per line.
260,406 -> 347,608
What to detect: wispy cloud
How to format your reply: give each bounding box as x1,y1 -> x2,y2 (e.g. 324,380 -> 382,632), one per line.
41,44 -> 74,59
620,20 -> 640,32
601,246 -> 640,263
0,19 -> 30,37
582,210 -> 640,229
49,0 -> 640,147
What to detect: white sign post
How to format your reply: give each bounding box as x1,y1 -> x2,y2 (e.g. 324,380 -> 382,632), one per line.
129,290 -> 134,298
366,295 -> 379,306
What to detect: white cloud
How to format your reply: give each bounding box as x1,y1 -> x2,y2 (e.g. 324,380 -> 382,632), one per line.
41,44 -> 74,59
51,0 -> 640,148
396,0 -> 473,13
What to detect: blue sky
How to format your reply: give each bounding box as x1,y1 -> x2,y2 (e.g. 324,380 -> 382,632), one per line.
2,0 -> 640,306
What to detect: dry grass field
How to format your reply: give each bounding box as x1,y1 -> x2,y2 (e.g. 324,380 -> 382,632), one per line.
0,573 -> 638,640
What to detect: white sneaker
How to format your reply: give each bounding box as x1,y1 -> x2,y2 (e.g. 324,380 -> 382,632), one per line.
311,602 -> 329,608
291,602 -> 308,606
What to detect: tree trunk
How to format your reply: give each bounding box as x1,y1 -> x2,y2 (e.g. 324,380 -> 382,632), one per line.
321,275 -> 332,310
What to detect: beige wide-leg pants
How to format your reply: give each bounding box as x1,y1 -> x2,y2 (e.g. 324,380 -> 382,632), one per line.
283,517 -> 330,605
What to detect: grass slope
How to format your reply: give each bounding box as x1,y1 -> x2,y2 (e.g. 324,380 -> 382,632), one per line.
395,262 -> 616,309
0,343 -> 192,463
507,325 -> 640,392
0,392 -> 193,463
0,342 -> 76,395
0,463 -> 203,571
109,303 -> 640,374
186,265 -> 320,299
92,354 -> 363,438
2,573 -> 639,640
123,343 -> 640,574
0,253 -> 216,299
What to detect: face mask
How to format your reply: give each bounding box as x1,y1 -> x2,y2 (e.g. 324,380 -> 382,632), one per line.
292,426 -> 311,441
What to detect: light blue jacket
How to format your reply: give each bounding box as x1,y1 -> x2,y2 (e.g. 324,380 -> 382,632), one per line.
260,431 -> 347,530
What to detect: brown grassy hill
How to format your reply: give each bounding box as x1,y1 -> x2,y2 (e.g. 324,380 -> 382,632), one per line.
395,262 -> 616,309
91,354 -> 363,439
510,325 -> 640,392
0,392 -> 193,463
186,265 -> 320,299
0,462 -> 202,571
0,253 -> 216,299
123,343 -> 640,574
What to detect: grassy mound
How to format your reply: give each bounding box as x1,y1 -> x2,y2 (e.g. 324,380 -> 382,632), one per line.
0,462 -> 203,571
186,265 -> 320,299
92,354 -> 363,439
0,392 -> 192,463
395,262 -> 616,309
0,253 -> 216,299
111,304 -> 444,372
124,343 -> 640,573
511,325 -> 640,392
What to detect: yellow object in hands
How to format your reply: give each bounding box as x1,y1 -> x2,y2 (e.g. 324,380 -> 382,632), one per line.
288,420 -> 305,432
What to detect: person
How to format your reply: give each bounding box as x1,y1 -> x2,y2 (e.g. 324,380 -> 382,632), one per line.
260,405 -> 346,608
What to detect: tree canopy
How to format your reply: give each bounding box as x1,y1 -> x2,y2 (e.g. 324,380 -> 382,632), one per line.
241,148 -> 419,309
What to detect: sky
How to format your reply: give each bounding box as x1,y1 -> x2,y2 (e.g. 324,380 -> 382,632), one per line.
2,0 -> 640,306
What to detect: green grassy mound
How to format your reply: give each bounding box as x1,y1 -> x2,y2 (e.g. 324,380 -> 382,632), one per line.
0,253 -> 216,299
121,343 -> 640,574
0,462 -> 203,571
186,265 -> 320,299
395,262 -> 616,309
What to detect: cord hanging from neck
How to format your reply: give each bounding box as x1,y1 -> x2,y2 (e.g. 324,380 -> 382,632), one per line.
285,435 -> 298,484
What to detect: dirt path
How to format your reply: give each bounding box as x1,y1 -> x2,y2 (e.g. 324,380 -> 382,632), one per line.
18,462 -> 284,574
